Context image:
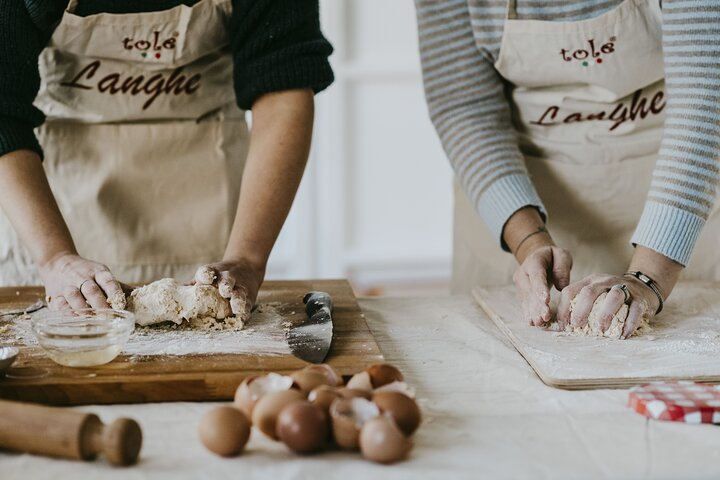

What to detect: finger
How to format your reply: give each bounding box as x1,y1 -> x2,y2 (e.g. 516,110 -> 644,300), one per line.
218,272 -> 236,299
524,261 -> 551,326
597,287 -> 626,333
621,300 -> 647,339
80,280 -> 109,310
195,265 -> 217,285
551,247 -> 573,291
95,270 -> 127,309
570,282 -> 613,328
230,286 -> 250,319
50,296 -> 72,313
63,286 -> 89,311
557,276 -> 594,329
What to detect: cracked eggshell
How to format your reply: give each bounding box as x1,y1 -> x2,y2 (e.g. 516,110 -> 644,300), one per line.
234,373 -> 296,419
345,371 -> 373,392
276,401 -> 329,454
337,387 -> 372,400
366,364 -> 404,388
290,369 -> 333,393
302,364 -> 342,386
374,381 -> 416,398
360,416 -> 412,464
372,391 -> 421,435
308,385 -> 343,414
252,389 -> 306,439
330,397 -> 380,450
198,406 -> 251,457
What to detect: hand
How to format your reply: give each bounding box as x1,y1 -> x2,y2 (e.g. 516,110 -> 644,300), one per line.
39,253 -> 127,312
513,245 -> 573,326
193,259 -> 265,321
557,274 -> 659,339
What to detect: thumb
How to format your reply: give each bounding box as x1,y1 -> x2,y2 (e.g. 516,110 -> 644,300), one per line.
551,247 -> 573,290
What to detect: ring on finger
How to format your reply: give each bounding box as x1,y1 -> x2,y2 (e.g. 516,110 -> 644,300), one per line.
609,283 -> 631,304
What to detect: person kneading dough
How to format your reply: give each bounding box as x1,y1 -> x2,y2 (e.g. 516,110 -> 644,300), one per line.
416,0 -> 720,338
0,0 -> 334,314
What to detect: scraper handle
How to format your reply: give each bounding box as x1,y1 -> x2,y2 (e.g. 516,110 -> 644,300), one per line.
303,291 -> 333,317
0,399 -> 142,466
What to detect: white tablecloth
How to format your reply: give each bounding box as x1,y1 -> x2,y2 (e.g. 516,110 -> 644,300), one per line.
3,296 -> 720,480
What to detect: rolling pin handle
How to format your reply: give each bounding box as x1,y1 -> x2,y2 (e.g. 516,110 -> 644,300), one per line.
81,415 -> 142,466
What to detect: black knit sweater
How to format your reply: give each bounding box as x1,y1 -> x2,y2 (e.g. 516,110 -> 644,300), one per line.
0,0 -> 334,157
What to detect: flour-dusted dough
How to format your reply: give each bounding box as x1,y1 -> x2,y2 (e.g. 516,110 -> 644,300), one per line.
565,292 -> 650,339
127,278 -> 236,327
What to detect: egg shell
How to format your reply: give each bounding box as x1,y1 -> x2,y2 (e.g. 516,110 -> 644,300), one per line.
308,385 -> 343,414
337,387 -> 372,400
366,364 -> 404,388
290,370 -> 333,393
360,416 -> 412,464
234,373 -> 296,419
372,391 -> 421,435
346,371 -> 373,392
198,406 -> 251,457
374,381 -> 416,398
276,401 -> 329,454
330,397 -> 380,450
252,389 -> 307,439
302,364 -> 342,386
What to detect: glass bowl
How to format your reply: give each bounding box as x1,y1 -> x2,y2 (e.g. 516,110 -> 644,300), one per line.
31,309 -> 135,367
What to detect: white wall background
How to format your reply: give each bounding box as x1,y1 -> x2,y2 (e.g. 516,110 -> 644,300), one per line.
265,0 -> 454,295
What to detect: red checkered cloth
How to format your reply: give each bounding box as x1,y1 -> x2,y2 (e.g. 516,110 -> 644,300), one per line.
629,381 -> 720,424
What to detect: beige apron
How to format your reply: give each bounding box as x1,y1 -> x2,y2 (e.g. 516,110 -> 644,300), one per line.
0,0 -> 248,285
452,0 -> 720,293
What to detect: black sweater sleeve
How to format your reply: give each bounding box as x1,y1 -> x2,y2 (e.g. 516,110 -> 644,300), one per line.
229,0 -> 334,110
0,0 -> 52,158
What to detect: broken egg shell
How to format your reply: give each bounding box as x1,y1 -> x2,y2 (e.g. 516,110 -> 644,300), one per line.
308,385 -> 344,414
337,387 -> 372,400
366,364 -> 404,388
360,416 -> 412,464
374,381 -> 416,398
290,369 -> 333,393
329,397 -> 380,450
252,389 -> 307,439
198,406 -> 251,457
276,401 -> 329,454
345,371 -> 373,392
372,391 -> 421,435
302,364 -> 342,386
234,373 -> 296,419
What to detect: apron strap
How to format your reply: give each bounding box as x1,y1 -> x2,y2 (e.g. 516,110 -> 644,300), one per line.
66,0 -> 78,13
506,0 -> 518,20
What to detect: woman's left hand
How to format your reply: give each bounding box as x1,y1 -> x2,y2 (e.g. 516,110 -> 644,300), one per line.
556,274 -> 659,339
193,259 -> 265,321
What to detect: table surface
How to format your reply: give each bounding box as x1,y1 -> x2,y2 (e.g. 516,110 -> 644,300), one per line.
3,295 -> 720,480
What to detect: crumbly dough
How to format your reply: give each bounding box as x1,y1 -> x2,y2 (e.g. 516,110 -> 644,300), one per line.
127,278 -> 239,327
565,292 -> 649,339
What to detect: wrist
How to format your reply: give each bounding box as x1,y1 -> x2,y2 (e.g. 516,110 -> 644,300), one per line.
222,252 -> 267,278
515,232 -> 554,263
628,246 -> 682,300
37,248 -> 78,272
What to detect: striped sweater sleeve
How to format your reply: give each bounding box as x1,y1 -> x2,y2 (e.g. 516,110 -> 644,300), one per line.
631,0 -> 720,266
415,0 -> 546,250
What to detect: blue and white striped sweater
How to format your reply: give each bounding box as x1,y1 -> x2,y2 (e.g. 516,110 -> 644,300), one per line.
416,0 -> 720,266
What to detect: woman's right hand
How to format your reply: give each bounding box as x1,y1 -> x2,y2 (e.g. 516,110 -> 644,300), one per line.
38,253 -> 127,312
513,244 -> 573,326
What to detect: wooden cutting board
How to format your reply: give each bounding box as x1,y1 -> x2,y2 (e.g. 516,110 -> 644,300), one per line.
474,282 -> 720,390
0,279 -> 383,405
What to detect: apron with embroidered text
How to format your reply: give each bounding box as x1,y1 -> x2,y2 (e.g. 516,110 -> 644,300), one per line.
0,0 -> 248,285
452,0 -> 720,293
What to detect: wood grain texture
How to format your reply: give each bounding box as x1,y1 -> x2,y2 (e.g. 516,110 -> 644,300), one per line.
0,280 -> 383,405
473,282 -> 720,390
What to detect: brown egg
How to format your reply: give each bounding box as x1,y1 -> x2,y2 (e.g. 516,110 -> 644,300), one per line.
308,385 -> 343,414
276,401 -> 329,454
302,364 -> 342,386
345,371 -> 373,391
290,369 -> 333,393
198,406 -> 251,457
360,416 -> 412,464
374,381 -> 416,398
234,373 -> 296,419
366,364 -> 404,388
337,387 -> 372,400
372,391 -> 421,435
252,389 -> 306,439
329,397 -> 380,450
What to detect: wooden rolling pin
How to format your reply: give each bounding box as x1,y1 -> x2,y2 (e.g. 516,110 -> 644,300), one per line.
0,400 -> 142,466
